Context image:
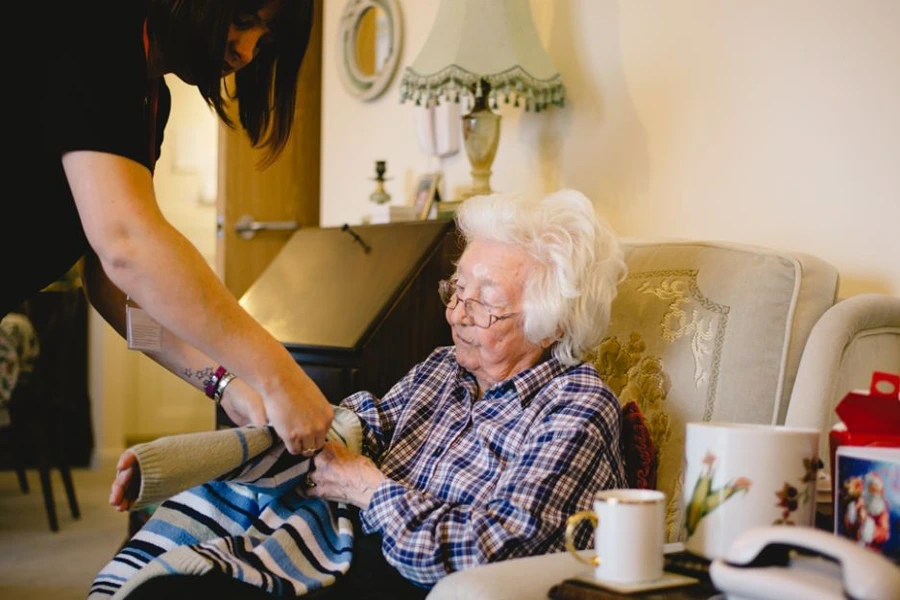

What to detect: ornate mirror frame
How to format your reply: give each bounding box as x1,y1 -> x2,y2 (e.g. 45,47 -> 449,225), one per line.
336,0 -> 403,102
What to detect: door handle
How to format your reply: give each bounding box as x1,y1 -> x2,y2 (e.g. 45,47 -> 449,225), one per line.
233,214 -> 299,240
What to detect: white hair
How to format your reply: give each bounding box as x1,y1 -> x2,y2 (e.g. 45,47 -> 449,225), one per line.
455,190 -> 627,366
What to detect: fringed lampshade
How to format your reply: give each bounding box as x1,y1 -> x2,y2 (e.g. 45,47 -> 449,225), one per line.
400,0 -> 565,198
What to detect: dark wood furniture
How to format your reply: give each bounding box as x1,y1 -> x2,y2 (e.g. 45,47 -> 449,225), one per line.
548,577 -> 717,600
2,289 -> 88,531
217,219 -> 461,426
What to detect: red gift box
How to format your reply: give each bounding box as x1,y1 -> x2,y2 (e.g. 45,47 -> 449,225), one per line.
829,371 -> 900,486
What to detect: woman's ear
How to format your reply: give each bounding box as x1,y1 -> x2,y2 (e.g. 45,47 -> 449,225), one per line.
539,333 -> 559,350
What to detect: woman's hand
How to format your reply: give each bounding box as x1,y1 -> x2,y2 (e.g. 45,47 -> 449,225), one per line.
304,441 -> 386,509
219,377 -> 267,426
264,367 -> 334,456
109,450 -> 141,512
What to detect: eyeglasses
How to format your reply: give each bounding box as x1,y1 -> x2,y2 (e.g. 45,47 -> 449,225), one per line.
438,279 -> 519,329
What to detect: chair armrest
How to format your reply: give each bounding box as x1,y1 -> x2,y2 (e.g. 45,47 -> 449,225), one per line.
426,551 -> 589,600
426,543 -> 688,599
786,293 -> 900,469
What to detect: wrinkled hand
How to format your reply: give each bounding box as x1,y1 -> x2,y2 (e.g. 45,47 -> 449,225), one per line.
304,441 -> 386,508
109,450 -> 141,512
219,377 -> 267,426
265,369 -> 334,455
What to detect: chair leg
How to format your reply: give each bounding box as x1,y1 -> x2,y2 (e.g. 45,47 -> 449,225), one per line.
59,464 -> 80,519
37,459 -> 59,532
32,418 -> 61,532
15,465 -> 29,494
8,411 -> 31,493
46,396 -> 81,521
12,425 -> 30,493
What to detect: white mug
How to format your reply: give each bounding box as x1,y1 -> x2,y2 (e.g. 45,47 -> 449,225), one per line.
683,422 -> 820,560
565,489 -> 666,583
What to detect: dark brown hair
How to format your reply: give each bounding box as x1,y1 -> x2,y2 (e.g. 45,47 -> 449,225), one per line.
148,0 -> 314,166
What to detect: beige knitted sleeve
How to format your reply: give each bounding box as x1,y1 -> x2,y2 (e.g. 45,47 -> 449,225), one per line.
128,426 -> 277,509
127,406 -> 362,510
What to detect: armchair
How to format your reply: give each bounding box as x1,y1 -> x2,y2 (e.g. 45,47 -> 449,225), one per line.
584,239 -> 837,543
425,237 -> 875,600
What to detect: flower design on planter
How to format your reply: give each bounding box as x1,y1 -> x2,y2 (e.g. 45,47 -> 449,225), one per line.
773,456 -> 823,525
684,450 -> 752,537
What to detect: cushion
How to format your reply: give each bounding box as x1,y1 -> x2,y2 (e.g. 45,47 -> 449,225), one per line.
0,312 -> 40,428
590,239 -> 838,541
620,401 -> 658,490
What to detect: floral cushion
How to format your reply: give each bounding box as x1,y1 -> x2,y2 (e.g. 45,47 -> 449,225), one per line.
620,401 -> 658,490
0,312 -> 40,428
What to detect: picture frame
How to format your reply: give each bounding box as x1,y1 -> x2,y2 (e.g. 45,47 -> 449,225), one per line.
413,172 -> 442,220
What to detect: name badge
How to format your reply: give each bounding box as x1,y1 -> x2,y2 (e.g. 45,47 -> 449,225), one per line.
125,297 -> 163,352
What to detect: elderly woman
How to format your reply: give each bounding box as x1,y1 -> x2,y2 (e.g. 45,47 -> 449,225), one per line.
94,189 -> 627,599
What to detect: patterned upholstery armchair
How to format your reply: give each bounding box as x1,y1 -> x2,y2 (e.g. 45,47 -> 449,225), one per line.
586,239 -> 838,542
425,238 -> 885,600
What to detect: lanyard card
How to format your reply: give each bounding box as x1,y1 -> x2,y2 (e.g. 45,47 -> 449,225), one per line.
125,297 -> 162,352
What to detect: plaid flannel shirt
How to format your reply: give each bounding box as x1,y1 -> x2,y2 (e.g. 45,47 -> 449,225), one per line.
343,346 -> 626,587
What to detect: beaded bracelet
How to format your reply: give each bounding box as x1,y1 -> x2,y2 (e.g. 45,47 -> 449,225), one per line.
205,365 -> 228,400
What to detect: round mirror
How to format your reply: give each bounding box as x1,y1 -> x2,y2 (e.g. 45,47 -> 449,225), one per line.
353,6 -> 383,78
337,0 -> 402,101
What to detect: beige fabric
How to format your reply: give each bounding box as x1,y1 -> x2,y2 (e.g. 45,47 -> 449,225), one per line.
786,293 -> 900,471
131,427 -> 277,509
427,550 -> 583,600
599,239 -> 838,541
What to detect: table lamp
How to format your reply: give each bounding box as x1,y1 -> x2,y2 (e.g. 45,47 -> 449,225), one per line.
400,0 -> 565,199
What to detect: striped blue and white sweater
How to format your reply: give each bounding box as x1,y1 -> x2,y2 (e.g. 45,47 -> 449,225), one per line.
89,407 -> 362,599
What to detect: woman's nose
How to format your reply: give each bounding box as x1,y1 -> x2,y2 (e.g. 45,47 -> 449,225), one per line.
231,33 -> 262,69
447,301 -> 472,326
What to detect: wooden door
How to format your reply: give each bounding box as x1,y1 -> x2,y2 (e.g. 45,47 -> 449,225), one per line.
217,0 -> 323,299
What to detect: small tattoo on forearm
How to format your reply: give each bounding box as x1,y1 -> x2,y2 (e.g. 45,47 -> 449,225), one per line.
183,366 -> 216,387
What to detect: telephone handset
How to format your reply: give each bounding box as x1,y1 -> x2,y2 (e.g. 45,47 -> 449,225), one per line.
709,526 -> 900,600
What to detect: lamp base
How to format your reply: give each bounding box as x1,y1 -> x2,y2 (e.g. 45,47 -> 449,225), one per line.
461,97 -> 501,198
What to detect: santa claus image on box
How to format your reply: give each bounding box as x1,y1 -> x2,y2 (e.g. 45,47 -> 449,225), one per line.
843,473 -> 891,551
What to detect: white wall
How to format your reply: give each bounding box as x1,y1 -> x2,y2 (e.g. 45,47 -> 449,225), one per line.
321,0 -> 900,298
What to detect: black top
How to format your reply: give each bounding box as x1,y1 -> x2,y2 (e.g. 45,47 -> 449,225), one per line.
3,0 -> 171,317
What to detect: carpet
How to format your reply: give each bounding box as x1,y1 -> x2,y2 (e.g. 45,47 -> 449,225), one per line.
0,462 -> 128,600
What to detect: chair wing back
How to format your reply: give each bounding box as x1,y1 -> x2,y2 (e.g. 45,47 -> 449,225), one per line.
588,240 -> 838,541
786,293 -> 900,472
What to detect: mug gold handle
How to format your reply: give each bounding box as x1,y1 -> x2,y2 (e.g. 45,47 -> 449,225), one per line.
565,510 -> 600,567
